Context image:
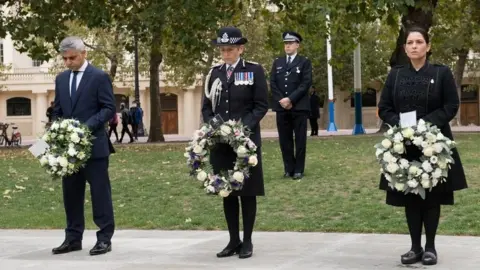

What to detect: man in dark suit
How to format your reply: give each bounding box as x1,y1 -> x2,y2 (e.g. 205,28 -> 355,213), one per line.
51,36 -> 116,256
202,26 -> 269,259
270,31 -> 312,179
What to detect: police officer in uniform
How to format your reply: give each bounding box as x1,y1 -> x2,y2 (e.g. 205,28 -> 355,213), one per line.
270,31 -> 312,179
202,26 -> 269,259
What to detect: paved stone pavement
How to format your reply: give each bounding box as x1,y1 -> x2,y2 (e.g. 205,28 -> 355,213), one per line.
1,230 -> 479,269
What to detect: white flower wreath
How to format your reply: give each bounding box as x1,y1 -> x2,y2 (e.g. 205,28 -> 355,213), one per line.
38,119 -> 93,180
185,119 -> 258,197
375,119 -> 456,199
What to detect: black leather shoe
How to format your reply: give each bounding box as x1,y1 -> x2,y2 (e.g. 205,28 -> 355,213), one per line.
52,240 -> 82,254
401,248 -> 424,264
239,242 -> 253,259
283,172 -> 293,178
216,242 -> 242,258
422,251 -> 437,265
89,241 -> 112,256
293,173 -> 303,179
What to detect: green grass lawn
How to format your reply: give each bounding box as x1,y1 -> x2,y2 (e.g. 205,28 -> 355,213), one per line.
1,133 -> 479,235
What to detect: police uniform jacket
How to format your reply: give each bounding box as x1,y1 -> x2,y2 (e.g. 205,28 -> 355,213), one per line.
378,61 -> 468,206
270,55 -> 312,112
201,59 -> 269,196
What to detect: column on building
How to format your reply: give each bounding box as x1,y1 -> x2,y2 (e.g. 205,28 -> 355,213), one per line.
183,88 -> 196,136
35,92 -> 48,137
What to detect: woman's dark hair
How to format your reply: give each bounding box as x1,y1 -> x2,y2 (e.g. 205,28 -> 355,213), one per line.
404,26 -> 432,58
404,26 -> 430,44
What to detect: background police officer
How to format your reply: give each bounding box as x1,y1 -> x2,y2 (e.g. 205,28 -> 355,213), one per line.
270,31 -> 312,180
202,26 -> 269,259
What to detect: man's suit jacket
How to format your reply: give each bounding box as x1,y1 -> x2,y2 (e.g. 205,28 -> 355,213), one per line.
52,63 -> 116,159
270,55 -> 312,112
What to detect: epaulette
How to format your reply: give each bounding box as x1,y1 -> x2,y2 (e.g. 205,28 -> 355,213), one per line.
245,60 -> 259,65
211,63 -> 223,69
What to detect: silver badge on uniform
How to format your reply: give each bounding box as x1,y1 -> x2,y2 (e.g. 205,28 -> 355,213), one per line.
296,67 -> 300,73
234,72 -> 254,85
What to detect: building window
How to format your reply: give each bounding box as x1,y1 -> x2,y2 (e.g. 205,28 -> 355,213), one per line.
350,88 -> 377,107
7,97 -> 31,116
32,59 -> 42,67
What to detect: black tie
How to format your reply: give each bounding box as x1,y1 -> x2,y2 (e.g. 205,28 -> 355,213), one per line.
287,56 -> 291,66
71,71 -> 79,99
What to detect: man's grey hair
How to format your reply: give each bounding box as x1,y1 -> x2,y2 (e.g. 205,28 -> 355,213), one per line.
59,36 -> 86,53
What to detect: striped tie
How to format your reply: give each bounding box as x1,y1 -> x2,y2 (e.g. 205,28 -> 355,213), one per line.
227,65 -> 234,80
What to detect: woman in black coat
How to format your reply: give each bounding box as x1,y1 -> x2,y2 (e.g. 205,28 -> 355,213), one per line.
201,27 -> 269,259
378,27 -> 467,266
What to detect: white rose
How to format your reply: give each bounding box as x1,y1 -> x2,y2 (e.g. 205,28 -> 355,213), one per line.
196,171 -> 207,181
40,155 -> 48,166
68,163 -> 74,170
60,121 -> 68,129
412,136 -> 423,146
421,161 -> 433,173
393,143 -> 404,154
386,163 -> 399,173
425,132 -> 436,143
407,180 -> 418,188
206,186 -> 216,193
387,128 -> 394,135
421,141 -> 430,149
446,140 -> 452,146
382,151 -> 393,163
430,156 -> 438,164
418,119 -> 426,126
433,143 -> 443,153
42,133 -> 50,141
375,149 -> 384,158
395,182 -> 405,191
432,178 -> 439,186
421,178 -> 431,188
417,125 -> 427,133
193,145 -> 203,154
67,147 -> 77,157
236,146 -> 248,157
51,123 -> 59,130
220,125 -> 232,136
381,139 -> 392,149
233,171 -> 245,183
70,133 -> 81,143
67,125 -> 74,132
402,127 -> 415,139
184,152 -> 190,158
393,133 -> 403,143
385,173 -> 392,182
399,158 -> 409,169
423,147 -> 434,157
57,156 -> 69,168
408,166 -> 419,175
199,139 -> 207,147
421,173 -> 430,181
436,133 -> 445,141
219,190 -> 230,197
48,155 -> 58,166
248,155 -> 258,166
432,168 -> 442,179
77,152 -> 86,160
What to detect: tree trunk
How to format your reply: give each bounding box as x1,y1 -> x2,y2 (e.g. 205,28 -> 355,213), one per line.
451,50 -> 468,126
389,0 -> 438,67
198,49 -> 215,126
147,31 -> 165,142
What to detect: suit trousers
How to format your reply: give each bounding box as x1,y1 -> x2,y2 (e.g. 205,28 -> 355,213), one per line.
62,157 -> 115,243
276,110 -> 308,174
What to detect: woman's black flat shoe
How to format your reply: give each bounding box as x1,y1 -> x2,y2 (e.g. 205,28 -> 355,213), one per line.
401,248 -> 424,264
216,242 -> 242,258
422,251 -> 438,265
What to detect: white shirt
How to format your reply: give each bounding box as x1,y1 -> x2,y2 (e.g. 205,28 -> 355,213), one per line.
226,58 -> 241,72
286,53 -> 297,64
69,60 -> 89,96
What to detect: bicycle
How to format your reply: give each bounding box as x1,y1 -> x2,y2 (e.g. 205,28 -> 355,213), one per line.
0,122 -> 22,147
